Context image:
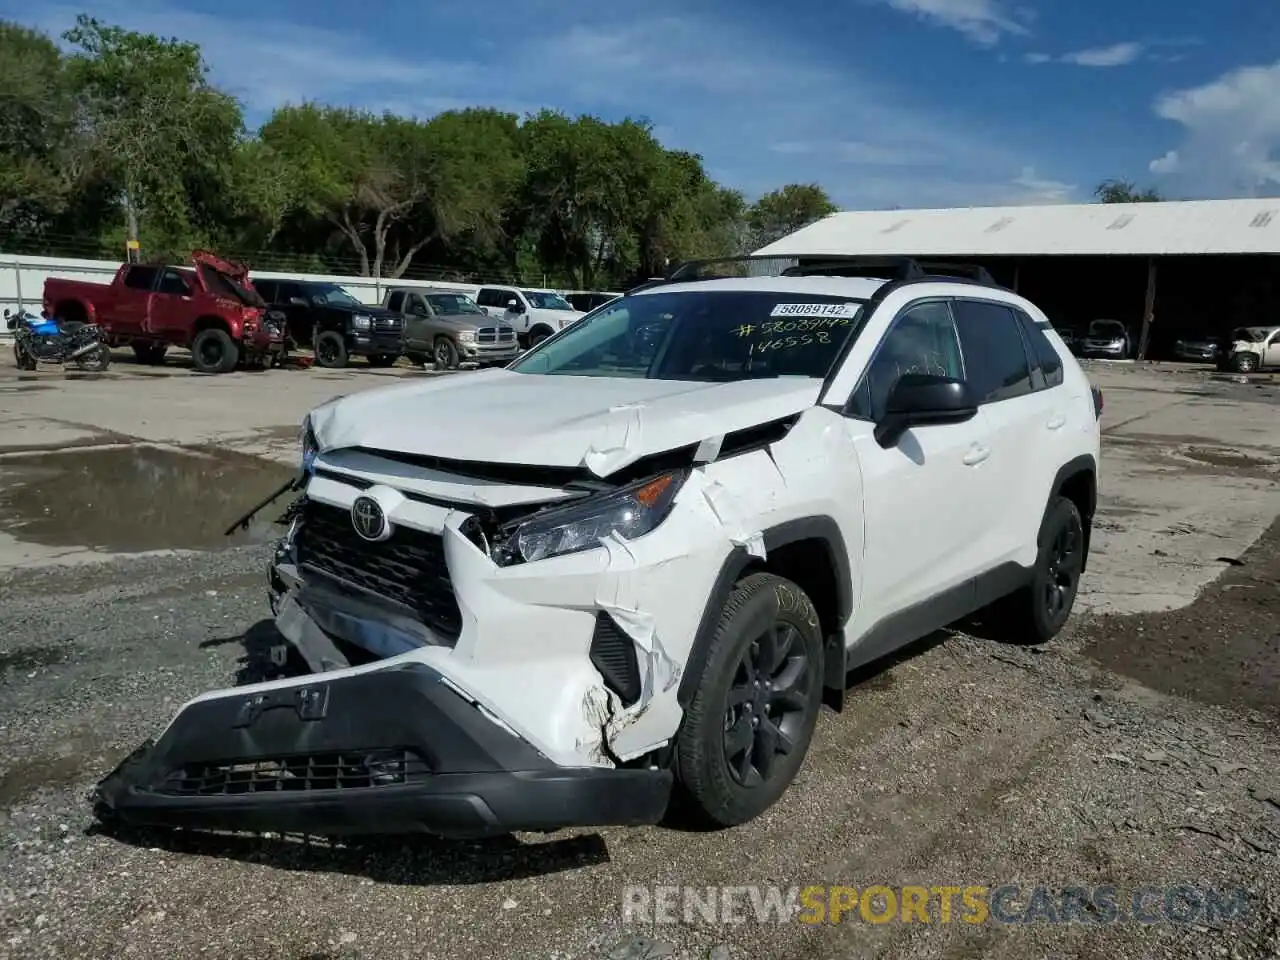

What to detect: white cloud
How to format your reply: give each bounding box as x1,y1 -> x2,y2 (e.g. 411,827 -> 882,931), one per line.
874,0 -> 1029,46
11,0 -> 1073,209
1025,41 -> 1143,67
1061,42 -> 1143,67
1148,61 -> 1280,195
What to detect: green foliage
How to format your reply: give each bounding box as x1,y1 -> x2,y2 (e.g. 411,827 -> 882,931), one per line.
0,15 -> 840,287
1094,179 -> 1163,204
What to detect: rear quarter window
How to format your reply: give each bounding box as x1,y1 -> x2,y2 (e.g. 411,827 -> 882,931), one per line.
1016,310 -> 1064,388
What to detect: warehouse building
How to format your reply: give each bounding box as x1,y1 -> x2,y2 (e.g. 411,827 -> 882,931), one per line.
754,198 -> 1280,360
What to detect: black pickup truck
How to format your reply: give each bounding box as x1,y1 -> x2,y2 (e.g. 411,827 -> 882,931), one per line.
250,278 -> 405,368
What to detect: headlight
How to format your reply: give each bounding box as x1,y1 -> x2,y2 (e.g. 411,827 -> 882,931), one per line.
352,314 -> 371,331
458,329 -> 477,342
300,415 -> 318,475
559,316 -> 576,329
491,470 -> 687,566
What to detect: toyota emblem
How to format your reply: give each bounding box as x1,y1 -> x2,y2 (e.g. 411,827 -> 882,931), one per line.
351,495 -> 390,541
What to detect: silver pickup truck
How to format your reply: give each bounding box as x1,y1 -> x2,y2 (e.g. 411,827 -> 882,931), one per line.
383,287 -> 521,369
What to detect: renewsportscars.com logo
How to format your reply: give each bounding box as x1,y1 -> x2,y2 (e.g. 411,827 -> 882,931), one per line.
621,885 -> 1251,926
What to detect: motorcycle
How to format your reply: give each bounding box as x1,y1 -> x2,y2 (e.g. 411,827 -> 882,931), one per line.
5,308 -> 111,372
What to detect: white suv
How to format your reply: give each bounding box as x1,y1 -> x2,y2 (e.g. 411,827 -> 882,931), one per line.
93,256 -> 1101,839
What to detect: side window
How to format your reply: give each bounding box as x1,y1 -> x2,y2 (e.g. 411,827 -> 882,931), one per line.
155,269 -> 189,296
409,295 -> 430,316
387,291 -> 404,312
476,288 -> 500,308
123,266 -> 159,291
847,301 -> 964,421
277,282 -> 303,303
253,279 -> 277,303
1015,310 -> 1064,388
952,300 -> 1035,403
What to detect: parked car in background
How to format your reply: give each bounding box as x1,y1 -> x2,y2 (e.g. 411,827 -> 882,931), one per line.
251,278 -> 405,368
42,251 -> 285,374
1050,322 -> 1082,355
474,285 -> 586,348
1172,333 -> 1219,362
565,290 -> 622,312
383,287 -> 521,369
1078,319 -> 1132,360
1218,325 -> 1280,373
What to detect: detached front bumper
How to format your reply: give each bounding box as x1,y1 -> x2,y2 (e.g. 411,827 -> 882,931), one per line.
92,663 -> 672,838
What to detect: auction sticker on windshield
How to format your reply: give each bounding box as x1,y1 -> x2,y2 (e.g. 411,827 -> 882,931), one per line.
770,302 -> 860,318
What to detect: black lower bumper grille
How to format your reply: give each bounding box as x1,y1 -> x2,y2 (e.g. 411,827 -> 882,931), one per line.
157,749 -> 431,796
295,501 -> 463,638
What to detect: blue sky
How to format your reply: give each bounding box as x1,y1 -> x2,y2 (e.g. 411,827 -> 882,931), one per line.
6,0 -> 1278,208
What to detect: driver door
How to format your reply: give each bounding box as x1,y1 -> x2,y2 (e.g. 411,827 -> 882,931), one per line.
838,299 -> 997,655
403,293 -> 434,350
146,268 -> 195,339
1265,329 -> 1280,369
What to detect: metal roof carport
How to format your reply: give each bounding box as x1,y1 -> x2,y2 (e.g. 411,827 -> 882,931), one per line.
755,198 -> 1280,359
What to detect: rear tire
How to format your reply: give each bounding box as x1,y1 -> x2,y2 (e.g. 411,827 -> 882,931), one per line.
78,344 -> 111,372
995,496 -> 1085,644
191,328 -> 239,374
674,573 -> 824,828
314,331 -> 348,368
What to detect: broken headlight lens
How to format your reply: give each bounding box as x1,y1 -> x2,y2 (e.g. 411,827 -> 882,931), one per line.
300,415 -> 318,475
493,470 -> 688,566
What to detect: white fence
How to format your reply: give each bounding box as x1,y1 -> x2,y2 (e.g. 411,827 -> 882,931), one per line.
0,252 -> 596,337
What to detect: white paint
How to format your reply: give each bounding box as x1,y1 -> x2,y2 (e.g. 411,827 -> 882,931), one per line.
148,269 -> 1102,782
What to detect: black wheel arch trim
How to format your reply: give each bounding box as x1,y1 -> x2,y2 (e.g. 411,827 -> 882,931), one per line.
1039,453 -> 1096,573
676,516 -> 854,708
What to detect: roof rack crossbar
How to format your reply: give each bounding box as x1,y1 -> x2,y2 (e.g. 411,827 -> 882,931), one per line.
657,254 -> 1001,289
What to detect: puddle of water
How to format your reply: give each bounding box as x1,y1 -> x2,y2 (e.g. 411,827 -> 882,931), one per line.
0,445 -> 297,553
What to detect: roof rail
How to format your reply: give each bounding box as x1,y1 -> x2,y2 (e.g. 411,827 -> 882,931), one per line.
661,254 -> 1001,288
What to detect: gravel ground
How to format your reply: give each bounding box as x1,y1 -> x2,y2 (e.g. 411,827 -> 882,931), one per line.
1,526 -> 1278,960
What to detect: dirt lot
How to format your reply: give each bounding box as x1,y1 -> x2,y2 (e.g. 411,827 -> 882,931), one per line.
0,361 -> 1278,960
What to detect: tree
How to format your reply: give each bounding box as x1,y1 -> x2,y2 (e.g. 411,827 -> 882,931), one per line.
746,184 -> 838,249
0,23 -> 83,238
1094,178 -> 1163,204
62,15 -> 244,259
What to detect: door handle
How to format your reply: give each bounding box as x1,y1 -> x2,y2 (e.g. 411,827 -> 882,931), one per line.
1047,414 -> 1066,430
962,444 -> 990,466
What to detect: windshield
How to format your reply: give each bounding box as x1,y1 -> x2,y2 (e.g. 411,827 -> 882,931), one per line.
305,284 -> 363,308
199,264 -> 266,307
427,293 -> 485,315
509,290 -> 866,382
1088,320 -> 1125,336
522,290 -> 575,310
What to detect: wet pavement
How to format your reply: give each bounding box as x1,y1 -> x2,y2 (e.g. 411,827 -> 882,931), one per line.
0,444 -> 296,556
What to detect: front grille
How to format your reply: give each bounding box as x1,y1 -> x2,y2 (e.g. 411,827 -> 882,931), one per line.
476,327 -> 516,344
294,501 -> 463,638
155,749 -> 431,796
373,316 -> 402,332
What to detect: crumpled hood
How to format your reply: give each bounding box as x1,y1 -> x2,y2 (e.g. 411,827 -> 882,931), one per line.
308,369 -> 823,477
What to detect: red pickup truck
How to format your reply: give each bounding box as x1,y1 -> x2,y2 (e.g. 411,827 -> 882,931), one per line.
42,251 -> 286,373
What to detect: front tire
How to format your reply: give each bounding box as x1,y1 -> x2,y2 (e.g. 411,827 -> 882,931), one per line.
191,328 -> 239,374
675,573 -> 824,828
528,326 -> 554,348
433,336 -> 459,370
1233,352 -> 1260,373
314,331 -> 348,368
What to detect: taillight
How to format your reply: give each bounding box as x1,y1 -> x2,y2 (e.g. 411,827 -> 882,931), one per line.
1091,386 -> 1103,419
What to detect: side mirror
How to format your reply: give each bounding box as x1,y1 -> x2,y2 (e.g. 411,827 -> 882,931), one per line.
288,297 -> 308,307
506,298 -> 524,313
874,374 -> 978,448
